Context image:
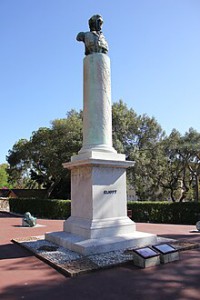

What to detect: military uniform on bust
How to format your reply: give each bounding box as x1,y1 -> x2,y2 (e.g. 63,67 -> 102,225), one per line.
76,14 -> 108,55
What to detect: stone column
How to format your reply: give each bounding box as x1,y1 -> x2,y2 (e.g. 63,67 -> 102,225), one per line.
79,53 -> 116,154
45,15 -> 157,253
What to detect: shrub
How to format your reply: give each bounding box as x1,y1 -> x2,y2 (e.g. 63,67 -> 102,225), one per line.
9,198 -> 200,224
9,198 -> 71,219
127,201 -> 200,225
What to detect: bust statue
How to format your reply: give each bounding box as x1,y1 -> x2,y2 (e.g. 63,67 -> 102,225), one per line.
76,14 -> 108,55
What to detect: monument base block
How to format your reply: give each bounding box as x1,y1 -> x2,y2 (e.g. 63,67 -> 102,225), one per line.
45,230 -> 157,255
63,216 -> 136,239
45,155 -> 157,255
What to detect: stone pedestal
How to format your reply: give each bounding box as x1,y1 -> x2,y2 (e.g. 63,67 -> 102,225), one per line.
45,53 -> 157,255
63,156 -> 135,239
46,153 -> 157,254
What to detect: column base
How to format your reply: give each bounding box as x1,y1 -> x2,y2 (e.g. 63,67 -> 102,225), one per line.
45,230 -> 157,255
69,149 -> 126,163
63,216 -> 136,239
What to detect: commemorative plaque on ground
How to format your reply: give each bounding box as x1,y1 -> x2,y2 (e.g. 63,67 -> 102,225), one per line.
152,244 -> 180,264
130,246 -> 160,268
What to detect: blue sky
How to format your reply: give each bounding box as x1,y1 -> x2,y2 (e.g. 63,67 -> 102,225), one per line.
1,0 -> 200,164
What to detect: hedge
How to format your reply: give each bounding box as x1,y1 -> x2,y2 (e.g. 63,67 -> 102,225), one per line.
9,198 -> 71,219
127,201 -> 200,225
8,198 -> 200,224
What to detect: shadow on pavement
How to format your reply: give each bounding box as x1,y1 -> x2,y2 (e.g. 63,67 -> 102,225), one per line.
0,211 -> 21,218
1,259 -> 200,300
0,243 -> 33,259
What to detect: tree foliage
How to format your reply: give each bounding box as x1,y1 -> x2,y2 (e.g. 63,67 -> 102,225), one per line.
6,101 -> 200,201
0,163 -> 12,189
7,110 -> 82,197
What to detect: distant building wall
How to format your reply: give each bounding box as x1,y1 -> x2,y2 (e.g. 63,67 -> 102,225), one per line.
0,189 -> 48,199
0,198 -> 9,211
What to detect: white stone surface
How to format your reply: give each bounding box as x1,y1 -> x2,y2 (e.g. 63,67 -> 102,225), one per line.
62,158 -> 135,239
63,157 -> 134,169
45,231 -> 157,255
70,150 -> 126,162
79,53 -> 116,154
47,156 -> 157,254
64,216 -> 136,239
45,52 -> 157,255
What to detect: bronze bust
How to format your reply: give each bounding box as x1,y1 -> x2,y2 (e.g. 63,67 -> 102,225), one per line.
76,14 -> 108,55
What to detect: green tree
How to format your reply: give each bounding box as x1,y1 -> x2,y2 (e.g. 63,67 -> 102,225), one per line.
158,130 -> 186,202
159,128 -> 200,202
0,163 -> 12,188
7,110 -> 82,198
179,128 -> 200,202
6,139 -> 32,188
129,115 -> 166,200
7,100 -> 200,202
112,100 -> 138,154
112,100 -> 166,200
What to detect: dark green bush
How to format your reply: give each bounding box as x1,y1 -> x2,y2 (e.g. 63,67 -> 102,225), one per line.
9,198 -> 71,219
127,201 -> 200,225
9,198 -> 200,224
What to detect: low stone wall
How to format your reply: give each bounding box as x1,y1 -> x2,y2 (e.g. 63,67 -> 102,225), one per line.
0,198 -> 10,211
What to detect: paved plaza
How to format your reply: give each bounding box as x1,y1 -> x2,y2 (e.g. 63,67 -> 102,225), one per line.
1,211 -> 200,300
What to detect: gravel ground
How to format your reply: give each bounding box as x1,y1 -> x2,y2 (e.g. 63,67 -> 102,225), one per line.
12,235 -> 177,276
19,238 -> 133,267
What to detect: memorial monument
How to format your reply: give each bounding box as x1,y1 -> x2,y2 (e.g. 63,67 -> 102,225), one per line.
46,15 -> 157,255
